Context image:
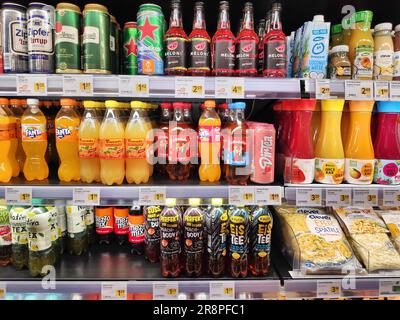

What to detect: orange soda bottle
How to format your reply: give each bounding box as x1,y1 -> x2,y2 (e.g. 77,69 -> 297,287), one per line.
0,98 -> 16,182
9,99 -> 26,171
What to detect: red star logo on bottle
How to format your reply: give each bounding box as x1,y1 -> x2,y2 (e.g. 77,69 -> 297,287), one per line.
124,38 -> 137,56
139,17 -> 159,41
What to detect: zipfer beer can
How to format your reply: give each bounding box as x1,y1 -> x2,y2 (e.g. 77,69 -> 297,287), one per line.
55,2 -> 81,73
123,21 -> 137,75
110,15 -> 120,74
1,2 -> 28,73
27,2 -> 55,73
83,3 -> 111,74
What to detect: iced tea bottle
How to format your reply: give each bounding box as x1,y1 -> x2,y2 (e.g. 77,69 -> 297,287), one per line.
95,207 -> 114,245
212,1 -> 236,76
128,205 -> 145,255
144,205 -> 162,263
156,103 -> 172,176
66,205 -> 88,255
114,207 -> 129,245
236,2 -> 259,77
9,206 -> 29,270
0,205 -> 11,266
46,206 -> 62,263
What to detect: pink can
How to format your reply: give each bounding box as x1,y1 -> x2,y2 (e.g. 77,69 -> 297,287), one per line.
246,121 -> 276,184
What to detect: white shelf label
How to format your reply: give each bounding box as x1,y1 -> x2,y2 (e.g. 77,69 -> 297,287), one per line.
345,80 -> 373,100
229,186 -> 255,206
175,76 -> 205,98
119,75 -> 150,97
17,75 -> 47,96
215,77 -> 245,99
390,81 -> 400,101
210,281 -> 235,300
139,187 -> 166,205
0,283 -> 5,300
325,189 -> 352,206
101,282 -> 127,300
374,81 -> 389,101
254,186 -> 282,205
317,280 -> 342,299
382,189 -> 400,206
379,280 -> 400,297
316,79 -> 331,99
153,282 -> 179,300
352,189 -> 378,207
63,75 -> 93,96
296,188 -> 322,207
5,187 -> 32,205
73,187 -> 100,206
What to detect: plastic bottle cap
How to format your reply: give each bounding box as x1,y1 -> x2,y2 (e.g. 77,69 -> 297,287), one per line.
218,103 -> 228,110
354,10 -> 373,24
60,98 -> 78,107
105,100 -> 119,108
83,100 -> 97,108
228,102 -> 246,109
189,198 -> 201,206
313,15 -> 325,22
395,24 -> 400,33
0,98 -> 9,105
204,100 -> 216,108
165,198 -> 176,207
27,98 -> 39,106
331,45 -> 349,54
130,101 -> 144,109
331,23 -> 343,34
377,101 -> 400,113
173,102 -> 186,109
374,22 -> 393,33
160,102 -> 172,109
211,198 -> 223,206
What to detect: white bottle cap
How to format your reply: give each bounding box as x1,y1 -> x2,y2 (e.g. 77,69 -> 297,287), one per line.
374,22 -> 393,33
26,98 -> 39,106
313,15 -> 325,22
331,45 -> 349,54
394,24 -> 400,33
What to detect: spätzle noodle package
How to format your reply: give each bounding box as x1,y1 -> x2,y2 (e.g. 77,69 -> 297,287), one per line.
376,210 -> 400,253
273,206 -> 364,275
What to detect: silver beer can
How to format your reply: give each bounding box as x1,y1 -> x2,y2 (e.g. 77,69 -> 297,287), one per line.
27,2 -> 54,73
1,2 -> 28,73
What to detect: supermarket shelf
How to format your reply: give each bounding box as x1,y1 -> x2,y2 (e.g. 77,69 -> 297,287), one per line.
303,79 -> 346,99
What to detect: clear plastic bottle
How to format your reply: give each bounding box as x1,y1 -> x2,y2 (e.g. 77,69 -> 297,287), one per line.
9,206 -> 29,270
66,204 -> 88,255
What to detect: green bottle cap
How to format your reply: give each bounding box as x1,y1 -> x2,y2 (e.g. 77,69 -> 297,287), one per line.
331,24 -> 343,34
354,10 -> 373,24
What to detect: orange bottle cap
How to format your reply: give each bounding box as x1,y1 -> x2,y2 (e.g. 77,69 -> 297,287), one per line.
349,100 -> 374,112
204,100 -> 216,108
60,98 -> 78,107
0,98 -> 9,105
9,99 -> 24,106
40,100 -> 53,107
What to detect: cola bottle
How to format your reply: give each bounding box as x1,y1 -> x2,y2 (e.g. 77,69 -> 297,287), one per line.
144,205 -> 163,262
128,205 -> 145,255
114,207 -> 129,245
156,103 -> 172,176
249,206 -> 273,276
236,2 -> 259,77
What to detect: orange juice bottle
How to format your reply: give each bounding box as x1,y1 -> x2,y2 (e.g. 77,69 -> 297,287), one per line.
344,100 -> 375,184
315,100 -> 345,184
199,100 -> 221,182
9,99 -> 26,171
99,100 -> 125,185
21,99 -> 49,181
55,99 -> 80,182
79,101 -> 101,183
0,98 -> 15,182
125,101 -> 153,184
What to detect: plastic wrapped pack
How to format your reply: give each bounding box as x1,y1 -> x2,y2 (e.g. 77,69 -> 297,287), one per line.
376,209 -> 400,253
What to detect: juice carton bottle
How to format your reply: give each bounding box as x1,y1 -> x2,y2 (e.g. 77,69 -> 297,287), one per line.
22,99 -> 49,181
344,100 -> 375,184
99,100 -> 125,185
125,101 -> 153,184
55,99 -> 80,182
315,100 -> 345,184
9,99 -> 26,171
373,101 -> 400,184
0,98 -> 17,182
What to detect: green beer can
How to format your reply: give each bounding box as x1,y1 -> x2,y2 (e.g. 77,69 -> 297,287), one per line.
55,3 -> 82,73
83,3 -> 111,74
123,22 -> 138,75
110,15 -> 120,74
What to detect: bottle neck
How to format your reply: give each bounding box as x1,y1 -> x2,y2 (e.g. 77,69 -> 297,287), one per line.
217,7 -> 230,30
193,5 -> 206,30
242,6 -> 254,31
161,108 -> 172,122
270,7 -> 282,31
105,107 -> 120,118
230,109 -> 245,121
173,108 -> 184,122
170,5 -> 183,28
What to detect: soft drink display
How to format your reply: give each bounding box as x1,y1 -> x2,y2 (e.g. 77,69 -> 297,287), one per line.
95,207 -> 114,245
128,205 -> 145,255
144,205 -> 162,262
114,207 -> 129,245
9,206 -> 29,270
0,206 -> 11,266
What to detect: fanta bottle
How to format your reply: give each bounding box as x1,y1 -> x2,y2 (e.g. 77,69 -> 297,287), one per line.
0,98 -> 15,182
55,99 -> 80,182
199,100 -> 221,182
9,99 -> 26,171
79,101 -> 101,183
1,99 -> 19,178
99,100 -> 125,185
125,101 -> 153,184
21,99 -> 49,181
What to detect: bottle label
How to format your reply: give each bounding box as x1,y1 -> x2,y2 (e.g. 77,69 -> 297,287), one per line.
225,134 -> 249,166
284,157 -> 315,184
95,208 -> 113,235
156,132 -> 168,159
128,215 -> 145,243
126,138 -> 146,159
10,207 -> 28,245
183,212 -> 204,255
26,210 -> 52,251
214,40 -> 235,71
206,208 -> 228,258
99,138 -> 125,159
329,64 -> 351,79
83,26 -> 100,45
55,24 -> 79,45
10,21 -> 28,54
144,205 -> 162,244
22,123 -> 47,141
264,39 -> 287,73
165,37 -> 187,71
56,206 -> 67,233
27,17 -> 53,54
229,211 -> 248,260
110,35 -> 116,52
345,158 -> 375,184
236,40 -> 257,71
160,214 -> 181,255
66,206 -> 86,235
373,50 -> 394,79
250,208 -> 273,257
0,206 -> 11,246
306,212 -> 342,241
0,123 -> 17,140
169,130 -> 192,163
56,125 -> 78,141
114,209 -> 129,235
198,125 -> 221,143
353,46 -> 373,79
79,138 -> 98,159
189,37 -> 210,70
394,51 -> 400,77
315,158 -> 345,184
374,159 -> 400,185
46,207 -> 59,242
85,207 -> 94,226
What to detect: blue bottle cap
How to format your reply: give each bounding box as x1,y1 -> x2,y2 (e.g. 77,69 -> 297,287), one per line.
377,101 -> 400,113
228,102 -> 246,109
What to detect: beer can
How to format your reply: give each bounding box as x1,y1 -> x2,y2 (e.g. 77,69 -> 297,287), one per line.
27,2 -> 55,73
110,15 -> 120,74
137,4 -> 164,75
83,3 -> 110,74
55,2 -> 81,73
123,21 -> 137,75
1,2 -> 28,73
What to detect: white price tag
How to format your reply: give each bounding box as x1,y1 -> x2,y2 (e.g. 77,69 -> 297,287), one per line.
5,187 -> 32,205
101,282 -> 127,300
296,189 -> 322,206
210,281 -> 235,300
345,80 -> 373,100
0,283 -> 6,300
316,79 -> 331,99
17,75 -> 47,96
119,76 -> 150,97
63,75 -> 93,96
352,189 -> 378,207
379,280 -> 400,297
73,187 -> 100,206
317,280 -> 342,299
374,81 -> 389,101
390,81 -> 400,101
175,77 -> 205,98
383,189 -> 400,206
215,77 -> 245,99
254,186 -> 282,206
229,186 -> 255,206
325,189 -> 352,206
139,187 -> 166,205
153,282 -> 179,300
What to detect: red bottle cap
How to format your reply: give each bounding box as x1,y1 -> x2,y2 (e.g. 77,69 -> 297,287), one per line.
160,102 -> 172,109
283,99 -> 316,111
173,102 -> 187,109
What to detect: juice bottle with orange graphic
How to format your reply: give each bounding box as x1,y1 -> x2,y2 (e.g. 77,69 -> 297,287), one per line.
9,99 -> 26,171
55,99 -> 81,182
99,100 -> 125,185
344,100 -> 375,184
125,101 -> 153,184
0,98 -> 15,182
21,99 -> 49,181
199,100 -> 221,182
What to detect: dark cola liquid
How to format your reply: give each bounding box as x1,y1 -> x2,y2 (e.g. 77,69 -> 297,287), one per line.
144,205 -> 162,263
